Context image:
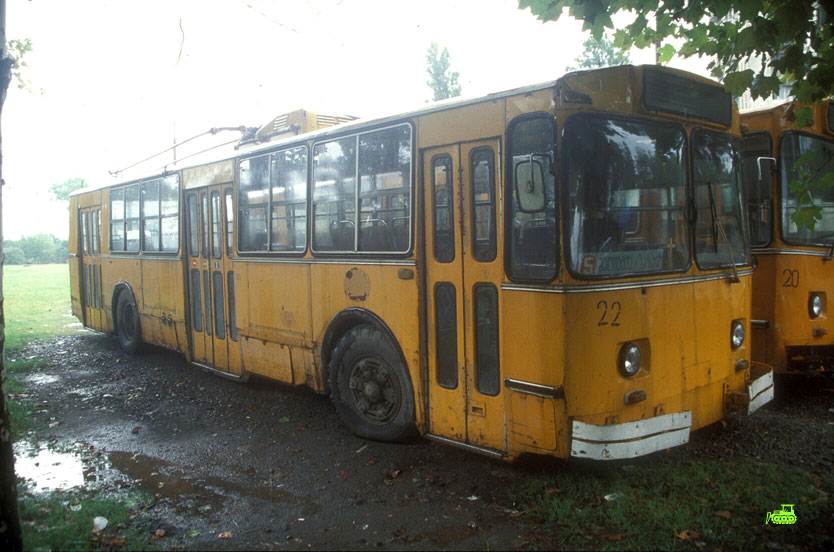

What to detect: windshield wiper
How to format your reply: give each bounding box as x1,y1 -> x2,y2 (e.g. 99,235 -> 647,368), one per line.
706,181 -> 740,283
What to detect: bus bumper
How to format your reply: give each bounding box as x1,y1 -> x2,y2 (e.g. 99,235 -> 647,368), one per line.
725,362 -> 774,415
570,411 -> 692,461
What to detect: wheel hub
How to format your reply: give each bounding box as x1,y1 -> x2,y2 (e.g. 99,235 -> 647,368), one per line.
347,356 -> 401,425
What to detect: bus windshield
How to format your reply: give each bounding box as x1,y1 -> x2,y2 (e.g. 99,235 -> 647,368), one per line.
692,130 -> 749,268
780,133 -> 834,246
565,116 -> 689,277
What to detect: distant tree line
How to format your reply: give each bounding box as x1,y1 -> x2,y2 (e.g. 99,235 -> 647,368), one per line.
3,234 -> 68,265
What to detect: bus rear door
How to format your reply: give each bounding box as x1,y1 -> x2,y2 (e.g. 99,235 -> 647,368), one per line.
423,139 -> 506,455
79,206 -> 103,331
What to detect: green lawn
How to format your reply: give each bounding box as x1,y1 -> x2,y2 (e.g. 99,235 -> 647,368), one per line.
4,263 -> 85,353
522,458 -> 834,550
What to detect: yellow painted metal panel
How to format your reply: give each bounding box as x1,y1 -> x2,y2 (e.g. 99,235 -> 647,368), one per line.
418,100 -> 505,147
508,392 -> 557,451
183,160 -> 234,190
240,337 -> 293,382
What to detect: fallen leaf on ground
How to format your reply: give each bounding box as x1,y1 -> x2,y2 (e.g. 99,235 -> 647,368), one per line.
132,426 -> 142,434
154,529 -> 166,538
186,530 -> 200,538
218,531 -> 234,539
545,487 -> 561,494
393,527 -> 407,537
279,417 -> 290,423
717,511 -> 732,519
675,529 -> 701,541
367,458 -> 377,465
298,424 -> 312,432
605,534 -> 623,542
341,470 -> 348,481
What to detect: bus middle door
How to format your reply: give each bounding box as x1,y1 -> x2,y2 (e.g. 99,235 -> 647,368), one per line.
423,139 -> 506,455
186,185 -> 239,375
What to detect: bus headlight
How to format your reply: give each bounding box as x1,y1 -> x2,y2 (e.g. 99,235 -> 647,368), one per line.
618,342 -> 642,377
809,294 -> 823,318
731,321 -> 745,350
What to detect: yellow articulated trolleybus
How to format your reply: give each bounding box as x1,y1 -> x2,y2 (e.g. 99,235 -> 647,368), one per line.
741,100 -> 834,373
69,64 -> 774,462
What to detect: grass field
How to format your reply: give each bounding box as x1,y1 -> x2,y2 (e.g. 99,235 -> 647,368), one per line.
522,458 -> 834,550
4,263 -> 86,353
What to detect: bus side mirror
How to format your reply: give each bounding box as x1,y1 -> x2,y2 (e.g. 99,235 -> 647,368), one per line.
757,156 -> 776,187
515,158 -> 546,213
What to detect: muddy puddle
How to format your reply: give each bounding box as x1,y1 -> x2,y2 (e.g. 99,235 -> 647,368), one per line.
15,443 -> 320,518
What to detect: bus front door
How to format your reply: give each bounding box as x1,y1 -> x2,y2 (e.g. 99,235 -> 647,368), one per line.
423,140 -> 506,454
79,207 -> 103,331
186,185 -> 241,376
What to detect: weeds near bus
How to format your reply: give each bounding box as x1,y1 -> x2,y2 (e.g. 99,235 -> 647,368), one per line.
16,486 -> 152,552
522,459 -> 834,550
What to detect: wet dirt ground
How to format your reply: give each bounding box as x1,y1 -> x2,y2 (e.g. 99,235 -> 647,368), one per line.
11,333 -> 834,550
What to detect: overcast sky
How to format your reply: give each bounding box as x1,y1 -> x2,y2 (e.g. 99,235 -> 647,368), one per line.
3,0 -> 708,240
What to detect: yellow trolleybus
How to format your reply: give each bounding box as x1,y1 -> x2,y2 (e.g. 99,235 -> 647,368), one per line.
70,65 -> 773,461
741,100 -> 834,373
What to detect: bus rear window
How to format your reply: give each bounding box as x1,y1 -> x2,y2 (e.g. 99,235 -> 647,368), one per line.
643,68 -> 732,126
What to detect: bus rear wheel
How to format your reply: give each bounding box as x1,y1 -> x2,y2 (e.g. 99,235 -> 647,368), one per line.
329,325 -> 416,442
116,290 -> 142,354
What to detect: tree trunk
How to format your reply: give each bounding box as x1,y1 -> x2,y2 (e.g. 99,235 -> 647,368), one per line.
0,0 -> 23,549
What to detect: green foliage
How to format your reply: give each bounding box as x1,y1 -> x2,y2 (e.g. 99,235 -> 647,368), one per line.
4,264 -> 83,353
522,458 -> 834,550
519,0 -> 834,230
568,34 -> 631,71
425,42 -> 462,102
518,0 -> 834,105
4,245 -> 25,265
789,149 -> 834,231
6,38 -> 39,93
49,177 -> 87,201
4,234 -> 68,265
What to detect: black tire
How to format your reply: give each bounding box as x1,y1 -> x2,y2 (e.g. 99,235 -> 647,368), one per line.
329,325 -> 416,442
115,290 -> 142,354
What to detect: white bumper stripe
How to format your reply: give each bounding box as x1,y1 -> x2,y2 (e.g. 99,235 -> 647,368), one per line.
747,366 -> 774,415
749,367 -> 773,399
571,411 -> 692,461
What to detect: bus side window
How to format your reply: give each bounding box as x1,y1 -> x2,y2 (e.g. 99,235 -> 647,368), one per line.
742,132 -> 773,247
474,283 -> 499,396
433,155 -> 454,263
508,115 -> 558,281
358,125 -> 411,252
188,195 -> 199,257
271,147 -> 308,252
224,189 -> 234,256
124,184 -> 140,252
238,155 -> 270,252
110,188 -> 125,251
471,148 -> 496,262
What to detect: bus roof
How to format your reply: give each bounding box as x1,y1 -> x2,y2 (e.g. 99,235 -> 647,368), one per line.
70,64 -> 730,197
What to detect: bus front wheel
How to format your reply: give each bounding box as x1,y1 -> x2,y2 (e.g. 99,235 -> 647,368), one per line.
115,290 -> 142,354
329,325 -> 416,442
